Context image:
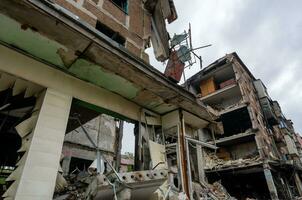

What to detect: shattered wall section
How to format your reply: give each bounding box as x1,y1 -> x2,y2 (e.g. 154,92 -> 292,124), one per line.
62,114 -> 116,175
231,56 -> 279,160
64,114 -> 116,152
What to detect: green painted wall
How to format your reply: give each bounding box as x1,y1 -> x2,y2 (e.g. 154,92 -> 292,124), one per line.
69,59 -> 139,99
0,14 -> 139,100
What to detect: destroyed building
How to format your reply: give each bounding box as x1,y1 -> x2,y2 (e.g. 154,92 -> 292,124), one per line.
0,0 -> 216,199
0,0 -> 301,200
184,53 -> 302,199
61,114 -> 117,176
61,113 -> 134,175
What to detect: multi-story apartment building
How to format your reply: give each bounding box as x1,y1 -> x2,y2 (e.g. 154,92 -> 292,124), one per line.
0,0 -> 301,199
184,52 -> 302,199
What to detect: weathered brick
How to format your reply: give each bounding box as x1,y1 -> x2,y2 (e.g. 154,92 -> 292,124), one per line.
126,41 -> 141,57
84,1 -> 124,33
129,0 -> 143,37
102,0 -> 127,25
141,51 -> 149,63
129,32 -> 144,48
143,11 -> 152,38
58,0 -> 147,53
55,0 -> 97,26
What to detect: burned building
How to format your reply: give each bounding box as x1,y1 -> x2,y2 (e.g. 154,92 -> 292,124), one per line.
184,52 -> 302,199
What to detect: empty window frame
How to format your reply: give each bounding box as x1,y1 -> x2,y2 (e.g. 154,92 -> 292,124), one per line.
111,0 -> 128,13
95,21 -> 126,46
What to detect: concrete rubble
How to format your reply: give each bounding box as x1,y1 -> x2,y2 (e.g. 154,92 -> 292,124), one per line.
205,154 -> 261,170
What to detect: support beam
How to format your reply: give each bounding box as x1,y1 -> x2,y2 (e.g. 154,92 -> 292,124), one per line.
14,88 -> 72,200
294,172 -> 302,196
178,110 -> 189,198
61,155 -> 71,176
115,120 -> 124,171
185,139 -> 193,200
185,136 -> 218,150
196,129 -> 206,183
264,168 -> 279,200
0,44 -> 140,121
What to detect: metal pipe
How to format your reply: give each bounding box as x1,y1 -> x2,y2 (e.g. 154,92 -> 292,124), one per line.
75,117 -> 123,182
96,150 -> 101,174
185,136 -> 218,150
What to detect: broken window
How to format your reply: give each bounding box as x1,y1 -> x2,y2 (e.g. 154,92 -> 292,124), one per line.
95,21 -> 126,46
111,0 -> 128,13
69,157 -> 93,173
220,107 -> 252,137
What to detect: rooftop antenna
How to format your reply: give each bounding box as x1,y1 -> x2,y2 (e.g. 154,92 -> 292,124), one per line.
164,23 -> 212,83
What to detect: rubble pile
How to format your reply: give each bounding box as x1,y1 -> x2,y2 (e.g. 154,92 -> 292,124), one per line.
193,181 -> 236,200
208,181 -> 236,200
205,153 -> 261,170
54,171 -> 93,200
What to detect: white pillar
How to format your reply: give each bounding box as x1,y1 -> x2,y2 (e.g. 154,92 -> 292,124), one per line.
14,88 -> 72,200
197,129 -> 206,183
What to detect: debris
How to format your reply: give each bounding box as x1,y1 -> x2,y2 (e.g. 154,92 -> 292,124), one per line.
192,181 -> 236,200
205,153 -> 261,170
1,0 -> 302,199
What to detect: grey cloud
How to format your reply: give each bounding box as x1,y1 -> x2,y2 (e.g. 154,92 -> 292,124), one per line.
148,0 -> 302,133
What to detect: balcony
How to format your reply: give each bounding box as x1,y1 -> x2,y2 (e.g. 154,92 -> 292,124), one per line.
259,97 -> 279,126
199,83 -> 242,110
209,130 -> 256,146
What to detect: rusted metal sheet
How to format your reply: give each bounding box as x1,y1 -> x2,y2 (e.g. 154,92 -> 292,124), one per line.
164,51 -> 185,82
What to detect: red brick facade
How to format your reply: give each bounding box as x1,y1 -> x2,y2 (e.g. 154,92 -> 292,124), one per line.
55,0 -> 151,63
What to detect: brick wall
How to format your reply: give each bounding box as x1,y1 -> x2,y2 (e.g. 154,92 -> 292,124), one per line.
232,58 -> 279,160
55,0 -> 151,63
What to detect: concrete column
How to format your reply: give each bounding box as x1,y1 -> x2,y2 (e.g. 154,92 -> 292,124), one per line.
14,88 -> 72,200
197,129 -> 206,183
115,120 -> 124,171
294,172 -> 302,196
61,156 -> 72,176
264,168 -> 279,200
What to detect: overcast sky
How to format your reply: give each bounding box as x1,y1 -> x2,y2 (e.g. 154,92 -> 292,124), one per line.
122,0 -> 302,153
